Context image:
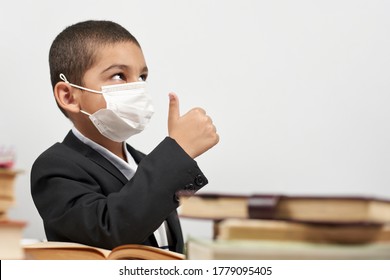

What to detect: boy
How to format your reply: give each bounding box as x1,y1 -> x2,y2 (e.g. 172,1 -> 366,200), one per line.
31,20 -> 219,252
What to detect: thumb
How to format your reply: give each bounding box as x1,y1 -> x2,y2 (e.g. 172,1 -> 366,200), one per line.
168,92 -> 180,125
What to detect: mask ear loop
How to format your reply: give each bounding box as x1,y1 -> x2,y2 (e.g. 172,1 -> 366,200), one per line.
59,73 -> 103,94
59,73 -> 97,116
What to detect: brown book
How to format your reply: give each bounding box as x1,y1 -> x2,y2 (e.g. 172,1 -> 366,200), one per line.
0,197 -> 14,213
217,219 -> 390,244
0,211 -> 8,221
0,169 -> 22,199
186,238 -> 390,260
179,193 -> 390,224
0,220 -> 26,260
0,169 -> 20,215
24,241 -> 185,260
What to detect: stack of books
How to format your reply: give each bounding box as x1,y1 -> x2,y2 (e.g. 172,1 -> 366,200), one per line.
179,193 -> 390,259
0,169 -> 20,221
0,168 -> 26,259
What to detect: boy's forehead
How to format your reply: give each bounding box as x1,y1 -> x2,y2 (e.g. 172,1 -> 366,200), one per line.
93,41 -> 147,70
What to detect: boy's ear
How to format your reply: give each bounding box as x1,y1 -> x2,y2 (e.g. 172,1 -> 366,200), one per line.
54,82 -> 80,114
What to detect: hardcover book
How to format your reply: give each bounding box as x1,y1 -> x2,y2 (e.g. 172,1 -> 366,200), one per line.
179,193 -> 390,224
0,220 -> 26,259
0,169 -> 22,219
217,218 -> 390,244
186,238 -> 390,260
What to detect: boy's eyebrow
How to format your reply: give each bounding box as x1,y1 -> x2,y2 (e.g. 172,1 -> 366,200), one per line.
101,64 -> 149,74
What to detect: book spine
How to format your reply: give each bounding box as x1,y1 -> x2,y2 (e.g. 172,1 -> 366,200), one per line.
248,195 -> 281,219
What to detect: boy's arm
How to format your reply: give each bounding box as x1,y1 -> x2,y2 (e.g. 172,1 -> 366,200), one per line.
31,137 -> 206,250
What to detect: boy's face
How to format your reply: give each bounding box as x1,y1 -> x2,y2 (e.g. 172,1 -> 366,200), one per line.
77,41 -> 148,115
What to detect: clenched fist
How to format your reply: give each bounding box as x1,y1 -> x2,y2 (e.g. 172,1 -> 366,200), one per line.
168,92 -> 219,158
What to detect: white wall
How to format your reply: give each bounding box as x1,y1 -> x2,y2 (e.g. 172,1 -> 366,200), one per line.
1,0 -> 390,242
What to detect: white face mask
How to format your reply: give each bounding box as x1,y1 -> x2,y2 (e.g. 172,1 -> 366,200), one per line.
60,74 -> 154,142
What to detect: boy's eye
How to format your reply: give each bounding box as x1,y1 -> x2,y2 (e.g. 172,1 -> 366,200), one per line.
112,73 -> 126,81
138,74 -> 148,81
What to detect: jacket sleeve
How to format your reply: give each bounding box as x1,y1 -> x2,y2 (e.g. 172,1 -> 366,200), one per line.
31,137 -> 207,250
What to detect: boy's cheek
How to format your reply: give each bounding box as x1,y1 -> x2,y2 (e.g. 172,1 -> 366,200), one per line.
81,94 -> 107,113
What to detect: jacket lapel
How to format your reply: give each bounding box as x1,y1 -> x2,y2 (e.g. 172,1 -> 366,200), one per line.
62,131 -> 128,184
126,143 -> 145,164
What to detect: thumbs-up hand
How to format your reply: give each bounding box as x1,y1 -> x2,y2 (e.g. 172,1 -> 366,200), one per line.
168,93 -> 219,159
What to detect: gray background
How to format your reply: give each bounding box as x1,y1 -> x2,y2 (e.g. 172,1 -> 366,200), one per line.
1,0 -> 389,242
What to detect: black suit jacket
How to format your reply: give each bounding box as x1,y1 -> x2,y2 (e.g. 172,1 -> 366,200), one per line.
31,131 -> 207,252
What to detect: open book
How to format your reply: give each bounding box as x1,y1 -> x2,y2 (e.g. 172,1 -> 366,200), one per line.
23,241 -> 185,260
179,193 -> 390,224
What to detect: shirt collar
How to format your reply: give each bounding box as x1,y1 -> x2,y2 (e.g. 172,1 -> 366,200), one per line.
71,127 -> 137,180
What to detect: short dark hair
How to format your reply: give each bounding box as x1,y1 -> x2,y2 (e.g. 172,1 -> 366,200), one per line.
49,20 -> 140,116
